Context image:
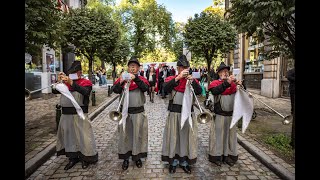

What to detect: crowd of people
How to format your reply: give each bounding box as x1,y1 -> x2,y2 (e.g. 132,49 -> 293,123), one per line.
51,56 -> 252,174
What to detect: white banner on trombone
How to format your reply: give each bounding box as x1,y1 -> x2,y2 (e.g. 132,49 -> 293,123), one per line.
181,80 -> 193,130
230,88 -> 254,133
55,83 -> 86,120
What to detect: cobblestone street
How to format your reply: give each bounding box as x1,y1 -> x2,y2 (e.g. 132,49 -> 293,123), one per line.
29,94 -> 281,180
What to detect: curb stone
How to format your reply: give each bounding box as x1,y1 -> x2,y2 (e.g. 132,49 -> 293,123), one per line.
237,134 -> 295,180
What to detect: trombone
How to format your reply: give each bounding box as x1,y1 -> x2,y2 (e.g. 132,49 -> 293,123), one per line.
187,79 -> 213,124
109,81 -> 131,121
25,80 -> 64,101
237,85 -> 291,125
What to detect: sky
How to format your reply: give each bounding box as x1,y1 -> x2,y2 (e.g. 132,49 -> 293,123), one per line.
115,0 -> 214,23
156,0 -> 213,23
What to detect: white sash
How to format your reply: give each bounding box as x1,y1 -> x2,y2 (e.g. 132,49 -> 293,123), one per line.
181,80 -> 193,130
55,83 -> 85,120
119,82 -> 130,132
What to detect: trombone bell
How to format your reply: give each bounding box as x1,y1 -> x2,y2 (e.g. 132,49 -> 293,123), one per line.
282,115 -> 292,125
197,112 -> 213,124
109,111 -> 122,121
25,89 -> 31,101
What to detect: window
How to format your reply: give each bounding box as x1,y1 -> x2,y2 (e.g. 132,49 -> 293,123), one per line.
46,53 -> 55,73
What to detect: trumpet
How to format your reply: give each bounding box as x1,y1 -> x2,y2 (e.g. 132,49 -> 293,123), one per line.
187,79 -> 213,124
109,71 -> 133,121
25,80 -> 64,101
237,85 -> 291,125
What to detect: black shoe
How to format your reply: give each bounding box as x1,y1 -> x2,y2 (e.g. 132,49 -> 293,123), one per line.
181,165 -> 191,174
136,159 -> 142,168
213,161 -> 222,166
81,161 -> 89,169
169,165 -> 176,173
226,161 -> 235,166
122,160 -> 129,170
225,159 -> 235,166
64,159 -> 79,170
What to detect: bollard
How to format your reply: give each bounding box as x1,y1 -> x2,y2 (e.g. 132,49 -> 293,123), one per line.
56,104 -> 62,131
108,85 -> 111,97
205,91 -> 209,100
91,90 -> 96,106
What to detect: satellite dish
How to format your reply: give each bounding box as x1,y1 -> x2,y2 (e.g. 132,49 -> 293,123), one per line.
25,53 -> 32,63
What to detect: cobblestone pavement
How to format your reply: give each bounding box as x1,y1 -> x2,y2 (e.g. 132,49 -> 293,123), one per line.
25,83 -> 111,163
29,94 -> 281,179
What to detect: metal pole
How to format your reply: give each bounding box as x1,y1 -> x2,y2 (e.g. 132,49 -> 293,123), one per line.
91,90 -> 96,106
56,104 -> 62,131
239,86 -> 286,119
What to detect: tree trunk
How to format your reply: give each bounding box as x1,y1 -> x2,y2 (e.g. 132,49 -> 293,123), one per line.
88,57 -> 93,84
112,62 -> 116,83
207,59 -> 212,85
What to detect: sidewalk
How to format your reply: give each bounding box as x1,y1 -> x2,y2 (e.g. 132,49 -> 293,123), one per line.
240,88 -> 295,179
25,83 -> 119,178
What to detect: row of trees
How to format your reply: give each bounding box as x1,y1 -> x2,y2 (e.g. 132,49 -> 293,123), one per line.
26,0 -> 294,84
25,0 -> 177,82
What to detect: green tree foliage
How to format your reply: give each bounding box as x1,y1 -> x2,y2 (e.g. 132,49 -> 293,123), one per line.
184,12 -> 237,83
172,22 -> 185,59
227,0 -> 295,59
118,0 -> 175,56
204,0 -> 225,17
98,38 -> 130,82
64,8 -> 120,80
139,48 -> 176,63
25,0 -> 65,56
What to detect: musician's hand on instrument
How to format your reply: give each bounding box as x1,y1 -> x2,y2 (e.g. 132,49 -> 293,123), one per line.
119,73 -> 124,84
58,72 -> 65,82
129,73 -> 136,80
62,76 -> 73,85
227,75 -> 235,84
186,75 -> 193,80
176,69 -> 188,81
248,92 -> 253,98
235,79 -> 242,85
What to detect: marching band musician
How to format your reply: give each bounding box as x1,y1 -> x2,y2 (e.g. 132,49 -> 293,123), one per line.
52,61 -> 98,170
161,55 -> 202,174
112,57 -> 150,170
207,62 -> 243,167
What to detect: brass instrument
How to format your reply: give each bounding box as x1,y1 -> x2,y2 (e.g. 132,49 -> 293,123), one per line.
187,79 -> 213,124
109,70 -> 134,121
25,80 -> 64,101
237,85 -> 291,125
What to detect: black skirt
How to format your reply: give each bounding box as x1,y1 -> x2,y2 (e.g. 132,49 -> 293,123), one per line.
148,81 -> 156,87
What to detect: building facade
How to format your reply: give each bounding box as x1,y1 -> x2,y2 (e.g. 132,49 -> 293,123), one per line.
25,0 -> 86,99
224,0 -> 291,98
